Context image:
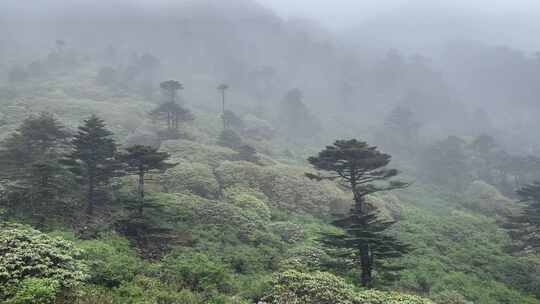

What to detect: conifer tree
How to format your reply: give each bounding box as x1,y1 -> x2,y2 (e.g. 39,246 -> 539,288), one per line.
160,80 -> 183,104
151,80 -> 193,133
218,84 -> 229,129
118,145 -> 176,216
505,182 -> 540,252
307,139 -> 409,287
278,88 -> 321,142
150,102 -> 193,131
63,115 -> 118,215
0,113 -> 71,222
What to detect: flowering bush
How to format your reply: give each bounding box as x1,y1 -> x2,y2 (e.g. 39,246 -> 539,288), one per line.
261,270 -> 433,304
0,223 -> 87,301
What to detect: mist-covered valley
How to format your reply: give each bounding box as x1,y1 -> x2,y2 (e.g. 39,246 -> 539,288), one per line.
0,1 -> 539,303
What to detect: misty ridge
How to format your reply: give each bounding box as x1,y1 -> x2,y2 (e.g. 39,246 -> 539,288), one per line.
2,0 -> 540,154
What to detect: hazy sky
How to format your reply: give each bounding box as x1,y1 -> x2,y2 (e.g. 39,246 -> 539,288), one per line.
256,0 -> 540,29
257,0 -> 406,28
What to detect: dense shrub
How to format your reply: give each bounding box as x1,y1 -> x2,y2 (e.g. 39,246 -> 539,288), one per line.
218,129 -> 244,150
268,222 -> 305,244
462,181 -> 514,217
215,161 -> 269,190
161,249 -> 234,294
0,223 -> 87,301
261,270 -> 433,304
354,290 -> 433,304
278,246 -> 328,272
79,276 -> 207,304
78,234 -> 142,287
261,270 -> 358,304
225,187 -> 271,222
215,162 -> 349,215
162,160 -> 220,198
160,140 -> 236,167
5,278 -> 60,304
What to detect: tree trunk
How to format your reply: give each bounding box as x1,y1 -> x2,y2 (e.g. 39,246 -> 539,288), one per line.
87,176 -> 95,215
221,91 -> 226,130
352,179 -> 372,287
351,182 -> 364,212
359,242 -> 373,287
138,169 -> 145,216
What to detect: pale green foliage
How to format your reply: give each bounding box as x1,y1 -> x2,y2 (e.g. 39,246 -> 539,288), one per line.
225,187 -> 271,222
195,201 -> 268,242
0,223 -> 87,300
215,161 -> 269,190
268,172 -> 346,214
215,162 -> 349,214
162,160 -> 220,198
462,181 -> 514,217
261,270 -> 358,304
159,192 -> 269,243
262,270 -> 432,304
224,185 -> 270,203
278,246 -> 327,271
160,139 -> 236,167
354,290 -> 434,304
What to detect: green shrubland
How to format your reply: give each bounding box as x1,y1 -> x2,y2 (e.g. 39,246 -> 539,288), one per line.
0,52 -> 538,304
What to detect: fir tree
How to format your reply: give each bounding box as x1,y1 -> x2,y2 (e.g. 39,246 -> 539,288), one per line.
218,84 -> 229,129
151,80 -> 193,133
505,182 -> 540,252
63,115 -> 118,215
307,139 -> 410,287
150,101 -> 193,132
160,80 -> 183,104
117,145 -> 176,216
0,113 -> 72,223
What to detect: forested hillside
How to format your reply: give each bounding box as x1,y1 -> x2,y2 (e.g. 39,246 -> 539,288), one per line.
1,1 -> 540,303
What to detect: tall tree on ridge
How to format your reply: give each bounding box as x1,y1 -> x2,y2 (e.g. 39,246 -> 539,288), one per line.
0,113 -> 72,223
151,80 -> 193,132
505,182 -> 540,252
118,145 -> 176,216
160,80 -> 183,104
218,84 -> 229,129
307,139 -> 410,287
63,115 -> 119,215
